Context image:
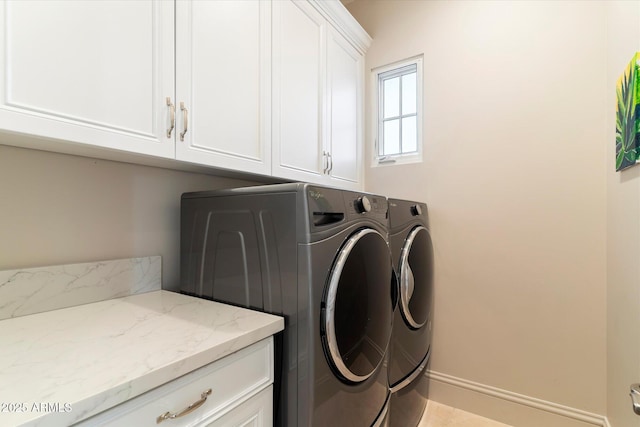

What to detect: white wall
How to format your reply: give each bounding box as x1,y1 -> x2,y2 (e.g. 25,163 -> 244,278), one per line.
606,2 -> 640,427
0,144 -> 261,290
347,1 -> 607,425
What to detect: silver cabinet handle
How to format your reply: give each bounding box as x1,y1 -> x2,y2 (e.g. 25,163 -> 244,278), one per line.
180,102 -> 189,142
322,151 -> 333,174
631,384 -> 640,415
157,389 -> 212,424
166,97 -> 175,138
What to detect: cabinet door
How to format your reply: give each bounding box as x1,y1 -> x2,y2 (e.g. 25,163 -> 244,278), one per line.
175,0 -> 271,176
272,0 -> 325,183
200,386 -> 272,427
326,27 -> 362,188
0,0 -> 175,158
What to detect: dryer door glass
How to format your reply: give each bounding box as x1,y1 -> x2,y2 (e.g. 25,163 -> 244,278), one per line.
398,226 -> 433,329
323,228 -> 393,383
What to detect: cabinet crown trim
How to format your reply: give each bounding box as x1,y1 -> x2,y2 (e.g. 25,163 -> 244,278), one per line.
309,0 -> 372,54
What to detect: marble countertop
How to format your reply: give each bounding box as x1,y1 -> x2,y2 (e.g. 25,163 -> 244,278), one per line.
0,290 -> 284,427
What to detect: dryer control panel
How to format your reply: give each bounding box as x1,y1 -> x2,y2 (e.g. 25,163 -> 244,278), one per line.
343,191 -> 387,225
306,186 -> 388,230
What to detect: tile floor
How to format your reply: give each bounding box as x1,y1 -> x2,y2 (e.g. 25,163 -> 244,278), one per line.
418,400 -> 513,427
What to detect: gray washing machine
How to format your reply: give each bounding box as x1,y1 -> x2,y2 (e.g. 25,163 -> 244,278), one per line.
387,198 -> 434,427
180,183 -> 393,427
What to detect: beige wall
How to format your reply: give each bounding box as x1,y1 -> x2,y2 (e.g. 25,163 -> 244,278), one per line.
0,144 -> 260,290
347,0 -> 608,424
606,2 -> 640,427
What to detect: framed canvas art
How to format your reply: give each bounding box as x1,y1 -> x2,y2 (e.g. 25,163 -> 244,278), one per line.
616,52 -> 640,171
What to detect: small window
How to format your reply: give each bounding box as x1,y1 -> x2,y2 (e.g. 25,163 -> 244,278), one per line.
373,56 -> 423,166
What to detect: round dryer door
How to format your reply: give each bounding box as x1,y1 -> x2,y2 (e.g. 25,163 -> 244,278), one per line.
398,226 -> 434,329
323,228 -> 393,384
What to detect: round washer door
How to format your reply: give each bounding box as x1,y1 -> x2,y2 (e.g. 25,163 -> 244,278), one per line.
398,226 -> 434,329
323,228 -> 394,384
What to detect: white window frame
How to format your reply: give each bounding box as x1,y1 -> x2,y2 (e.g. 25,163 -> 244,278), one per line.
371,56 -> 423,167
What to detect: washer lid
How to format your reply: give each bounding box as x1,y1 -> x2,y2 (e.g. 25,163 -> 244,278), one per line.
323,228 -> 393,383
398,226 -> 434,329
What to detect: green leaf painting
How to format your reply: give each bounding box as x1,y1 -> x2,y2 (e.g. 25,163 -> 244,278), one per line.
616,52 -> 640,171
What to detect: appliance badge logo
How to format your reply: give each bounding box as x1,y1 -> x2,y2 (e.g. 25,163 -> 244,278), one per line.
309,190 -> 324,200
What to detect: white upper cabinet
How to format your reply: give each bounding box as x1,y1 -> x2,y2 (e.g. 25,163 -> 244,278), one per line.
272,0 -> 325,183
0,0 -> 175,158
0,0 -> 369,189
326,26 -> 362,187
272,0 -> 369,190
175,1 -> 271,176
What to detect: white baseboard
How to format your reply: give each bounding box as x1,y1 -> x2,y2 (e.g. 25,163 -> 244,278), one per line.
427,370 -> 609,427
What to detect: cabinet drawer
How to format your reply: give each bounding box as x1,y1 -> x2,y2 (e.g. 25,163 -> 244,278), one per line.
75,337 -> 273,427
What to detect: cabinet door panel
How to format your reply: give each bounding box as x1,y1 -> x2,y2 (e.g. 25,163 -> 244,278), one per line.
176,0 -> 271,175
0,0 -> 174,158
201,386 -> 272,427
327,27 -> 361,186
272,0 -> 324,181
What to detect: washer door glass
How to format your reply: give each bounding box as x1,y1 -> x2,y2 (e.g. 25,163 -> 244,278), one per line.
323,228 -> 393,383
398,226 -> 434,329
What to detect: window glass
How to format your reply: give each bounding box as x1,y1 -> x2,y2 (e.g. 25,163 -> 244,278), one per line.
383,119 -> 400,155
401,72 -> 417,115
383,77 -> 400,119
402,116 -> 417,153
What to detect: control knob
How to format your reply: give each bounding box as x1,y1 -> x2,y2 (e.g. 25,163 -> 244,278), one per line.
355,196 -> 372,213
410,204 -> 422,216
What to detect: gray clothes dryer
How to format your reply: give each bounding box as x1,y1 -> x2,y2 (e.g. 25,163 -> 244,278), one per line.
387,198 -> 434,427
180,183 -> 394,427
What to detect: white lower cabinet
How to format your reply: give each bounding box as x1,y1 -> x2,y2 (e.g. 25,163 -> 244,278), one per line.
74,338 -> 274,427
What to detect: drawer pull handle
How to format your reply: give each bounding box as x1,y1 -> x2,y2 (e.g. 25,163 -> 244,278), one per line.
156,388 -> 212,424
